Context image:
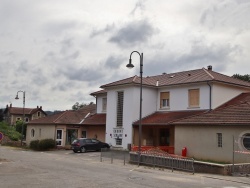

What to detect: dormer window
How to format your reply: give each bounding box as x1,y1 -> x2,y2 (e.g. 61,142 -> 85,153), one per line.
38,111 -> 41,117
160,92 -> 170,108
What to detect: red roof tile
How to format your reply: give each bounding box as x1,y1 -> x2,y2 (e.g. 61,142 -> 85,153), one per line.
28,104 -> 96,125
101,68 -> 250,89
133,110 -> 207,125
174,93 -> 250,125
81,113 -> 106,125
90,90 -> 107,96
5,106 -> 46,115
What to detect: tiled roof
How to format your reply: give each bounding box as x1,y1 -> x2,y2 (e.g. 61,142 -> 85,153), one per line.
81,113 -> 106,125
6,106 -> 46,115
133,110 -> 207,125
90,90 -> 107,96
101,68 -> 250,89
173,93 -> 250,125
28,104 -> 96,125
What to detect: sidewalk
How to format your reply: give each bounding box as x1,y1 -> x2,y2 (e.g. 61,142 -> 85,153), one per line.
198,173 -> 250,185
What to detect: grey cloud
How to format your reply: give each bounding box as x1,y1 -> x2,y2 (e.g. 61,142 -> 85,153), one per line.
43,20 -> 78,36
90,24 -> 115,38
103,55 -> 126,69
62,66 -> 105,82
17,60 -> 29,73
51,81 -> 76,92
109,20 -> 157,48
130,0 -> 146,15
146,43 -> 239,76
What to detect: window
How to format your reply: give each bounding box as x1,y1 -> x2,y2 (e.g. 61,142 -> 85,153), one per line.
82,131 -> 87,138
38,111 -> 41,117
25,117 -> 29,122
31,129 -> 35,138
217,133 -> 222,147
188,89 -> 200,107
116,138 -> 122,146
116,91 -> 124,127
160,92 -> 170,108
102,98 -> 107,112
242,133 -> 250,150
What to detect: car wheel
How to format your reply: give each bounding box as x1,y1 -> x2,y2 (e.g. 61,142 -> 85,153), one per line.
73,150 -> 78,153
80,147 -> 86,153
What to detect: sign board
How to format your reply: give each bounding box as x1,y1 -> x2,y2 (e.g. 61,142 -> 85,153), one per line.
113,128 -> 123,139
0,132 -> 3,141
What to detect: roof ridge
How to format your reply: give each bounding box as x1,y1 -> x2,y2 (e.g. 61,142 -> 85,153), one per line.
53,111 -> 67,123
202,68 -> 214,79
132,75 -> 138,82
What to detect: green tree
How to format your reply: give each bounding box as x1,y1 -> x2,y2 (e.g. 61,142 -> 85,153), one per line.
15,120 -> 27,139
232,74 -> 250,82
72,102 -> 94,110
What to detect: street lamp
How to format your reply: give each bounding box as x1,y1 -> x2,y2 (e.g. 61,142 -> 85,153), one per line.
126,51 -> 143,166
15,91 -> 25,146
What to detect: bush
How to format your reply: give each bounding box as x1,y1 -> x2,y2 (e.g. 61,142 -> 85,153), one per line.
29,140 -> 40,150
38,139 -> 56,150
0,122 -> 22,141
29,139 -> 56,151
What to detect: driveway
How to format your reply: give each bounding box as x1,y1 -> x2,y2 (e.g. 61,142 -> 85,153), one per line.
0,145 -> 250,188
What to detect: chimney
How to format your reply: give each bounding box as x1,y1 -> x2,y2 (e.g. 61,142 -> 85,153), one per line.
40,106 -> 42,109
6,104 -> 8,108
37,106 -> 39,108
10,103 -> 12,108
207,65 -> 212,71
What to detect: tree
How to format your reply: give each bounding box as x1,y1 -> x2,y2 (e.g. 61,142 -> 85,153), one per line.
72,102 -> 95,110
232,74 -> 250,82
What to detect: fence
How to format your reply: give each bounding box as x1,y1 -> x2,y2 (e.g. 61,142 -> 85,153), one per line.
130,148 -> 194,174
100,148 -> 130,165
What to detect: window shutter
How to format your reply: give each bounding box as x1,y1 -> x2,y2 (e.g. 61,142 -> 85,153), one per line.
189,89 -> 199,107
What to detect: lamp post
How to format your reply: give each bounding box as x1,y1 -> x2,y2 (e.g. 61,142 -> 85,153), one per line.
126,51 -> 143,166
15,91 -> 25,146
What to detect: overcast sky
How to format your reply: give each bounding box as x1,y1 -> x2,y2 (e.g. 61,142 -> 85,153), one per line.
1,0 -> 250,111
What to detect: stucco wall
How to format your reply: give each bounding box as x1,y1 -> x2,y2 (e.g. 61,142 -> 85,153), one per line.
96,94 -> 107,114
26,124 -> 56,146
212,83 -> 250,109
157,84 -> 210,111
105,86 -> 157,148
175,125 -> 250,163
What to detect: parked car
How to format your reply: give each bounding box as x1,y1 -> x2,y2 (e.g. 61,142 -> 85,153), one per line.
71,138 -> 110,153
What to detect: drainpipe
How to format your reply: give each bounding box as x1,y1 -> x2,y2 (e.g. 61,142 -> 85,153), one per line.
207,81 -> 212,110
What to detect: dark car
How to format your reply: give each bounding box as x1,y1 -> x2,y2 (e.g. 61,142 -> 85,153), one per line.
71,138 -> 110,153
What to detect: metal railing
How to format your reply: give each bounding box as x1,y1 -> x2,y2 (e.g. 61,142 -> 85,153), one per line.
100,148 -> 130,165
130,148 -> 194,174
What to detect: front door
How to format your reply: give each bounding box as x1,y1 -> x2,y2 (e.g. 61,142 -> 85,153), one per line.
66,129 -> 78,145
159,129 -> 170,146
56,129 -> 63,146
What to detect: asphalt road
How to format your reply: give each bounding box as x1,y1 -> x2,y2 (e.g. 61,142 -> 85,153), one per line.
0,145 -> 250,188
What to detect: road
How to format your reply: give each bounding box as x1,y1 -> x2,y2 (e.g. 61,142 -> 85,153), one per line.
0,145 -> 250,188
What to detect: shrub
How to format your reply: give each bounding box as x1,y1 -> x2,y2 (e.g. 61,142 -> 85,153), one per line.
29,139 -> 56,151
29,140 -> 40,150
0,122 -> 22,141
38,139 -> 56,151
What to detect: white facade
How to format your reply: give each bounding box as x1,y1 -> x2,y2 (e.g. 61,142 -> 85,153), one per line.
95,75 -> 250,150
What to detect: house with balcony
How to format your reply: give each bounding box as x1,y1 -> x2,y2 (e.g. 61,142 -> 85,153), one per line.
3,104 -> 47,125
91,66 -> 250,162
